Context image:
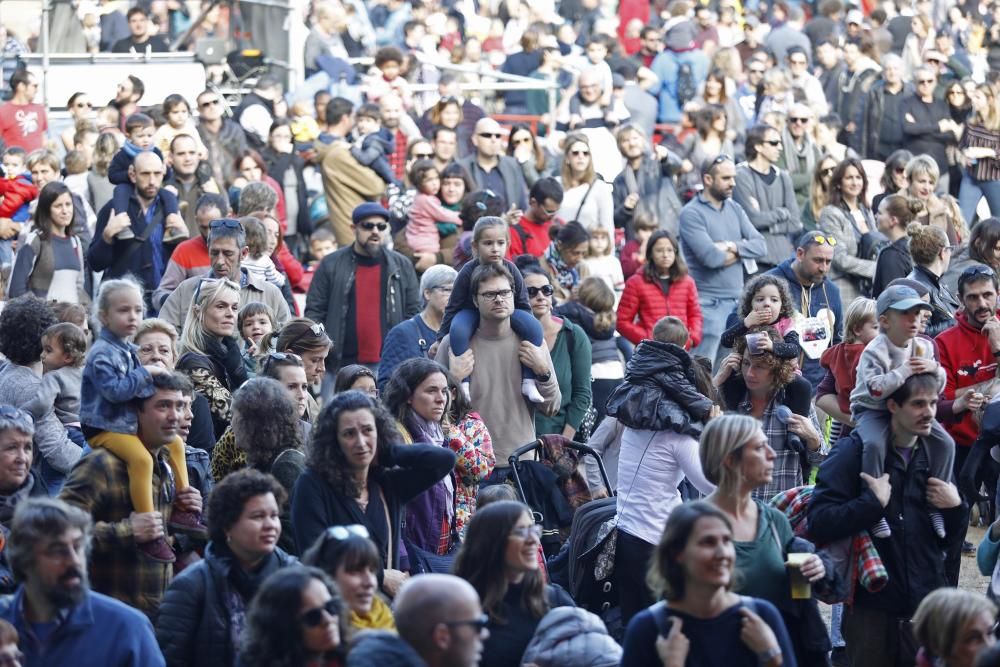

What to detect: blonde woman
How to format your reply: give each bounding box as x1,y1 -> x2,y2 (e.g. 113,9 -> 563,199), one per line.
556,133 -> 614,240
913,589 -> 997,667
958,82 -> 1000,223
176,278 -> 247,436
905,155 -> 967,245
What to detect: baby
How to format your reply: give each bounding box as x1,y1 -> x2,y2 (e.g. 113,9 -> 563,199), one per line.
350,103 -> 400,187
0,147 -> 38,278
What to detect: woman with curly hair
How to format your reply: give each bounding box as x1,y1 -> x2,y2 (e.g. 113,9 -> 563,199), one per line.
290,391 -> 456,597
238,566 -> 348,667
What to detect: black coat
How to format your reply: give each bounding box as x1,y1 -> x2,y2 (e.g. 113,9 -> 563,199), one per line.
871,236 -> 912,297
907,264 -> 959,338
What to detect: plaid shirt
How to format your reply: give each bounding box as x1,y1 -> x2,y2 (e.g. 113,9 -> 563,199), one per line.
59,449 -> 173,620
737,395 -> 827,502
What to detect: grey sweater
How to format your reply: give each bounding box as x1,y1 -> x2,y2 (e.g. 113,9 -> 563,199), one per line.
850,334 -> 946,412
733,163 -> 802,267
24,366 -> 83,427
0,362 -> 82,474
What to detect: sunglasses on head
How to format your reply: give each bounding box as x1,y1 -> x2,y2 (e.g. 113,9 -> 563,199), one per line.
192,276 -> 241,303
210,218 -> 242,230
263,351 -> 302,366
300,599 -> 340,628
325,524 -> 370,541
711,154 -> 733,166
527,285 -> 555,298
359,221 -> 388,231
806,234 -> 838,247
286,322 -> 326,350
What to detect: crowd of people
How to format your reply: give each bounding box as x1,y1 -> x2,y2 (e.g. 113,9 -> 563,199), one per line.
1,0 -> 1000,665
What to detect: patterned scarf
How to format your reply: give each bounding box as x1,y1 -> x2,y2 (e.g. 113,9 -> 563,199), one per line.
543,241 -> 578,292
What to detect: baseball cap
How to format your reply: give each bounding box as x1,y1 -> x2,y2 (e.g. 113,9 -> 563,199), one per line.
875,285 -> 932,316
352,202 -> 390,226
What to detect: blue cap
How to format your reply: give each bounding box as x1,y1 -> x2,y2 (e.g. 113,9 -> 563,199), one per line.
875,285 -> 932,316
352,202 -> 390,226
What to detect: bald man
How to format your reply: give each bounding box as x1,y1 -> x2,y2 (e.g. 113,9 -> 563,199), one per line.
88,151 -> 188,309
457,118 -> 528,210
392,574 -> 488,667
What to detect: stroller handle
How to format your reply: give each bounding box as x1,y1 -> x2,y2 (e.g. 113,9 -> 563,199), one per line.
507,439 -> 615,499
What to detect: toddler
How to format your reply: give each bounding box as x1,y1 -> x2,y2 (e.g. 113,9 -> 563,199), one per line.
81,278 -> 205,563
308,227 -> 338,268
438,216 -> 545,402
242,216 -> 286,289
238,301 -> 276,376
407,160 -> 462,255
0,147 -> 38,278
820,296 -> 878,424
850,284 -> 954,539
153,94 -> 209,157
350,103 -> 400,187
581,225 -> 624,306
365,46 -> 414,109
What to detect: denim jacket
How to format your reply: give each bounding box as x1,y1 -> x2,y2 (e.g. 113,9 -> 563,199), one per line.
81,328 -> 155,434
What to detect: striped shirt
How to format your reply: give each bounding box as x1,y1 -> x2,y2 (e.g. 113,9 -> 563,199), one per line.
962,123 -> 1000,182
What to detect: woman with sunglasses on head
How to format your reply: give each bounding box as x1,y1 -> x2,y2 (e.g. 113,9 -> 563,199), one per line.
303,526 -> 396,631
259,318 -> 332,420
872,149 -> 915,213
818,157 -> 879,303
238,566 -> 348,667
453,501 -> 575,667
556,133 -> 614,241
156,469 -> 298,667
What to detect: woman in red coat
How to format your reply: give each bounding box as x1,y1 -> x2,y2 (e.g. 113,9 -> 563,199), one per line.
617,230 -> 703,348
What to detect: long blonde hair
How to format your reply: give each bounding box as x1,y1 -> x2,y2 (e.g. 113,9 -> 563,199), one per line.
177,278 -> 241,357
973,82 -> 1000,132
560,133 -> 595,189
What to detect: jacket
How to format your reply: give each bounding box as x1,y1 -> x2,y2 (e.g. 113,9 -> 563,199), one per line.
0,588 -> 164,667
319,140 -> 387,246
377,314 -> 437,394
535,318 -> 593,437
901,94 -> 956,173
0,364 -> 82,475
907,264 -> 958,338
611,153 -> 683,238
605,339 -> 713,436
457,154 -> 529,211
155,542 -> 297,667
305,246 -> 420,369
817,204 -> 877,305
81,328 -> 156,434
861,79 -> 913,159
835,62 -> 881,152
617,272 -> 702,347
935,310 -> 997,447
196,118 -> 249,187
807,432 -> 966,617
346,631 -> 428,667
733,164 -> 801,267
152,236 -> 210,310
521,606 -> 623,667
88,191 -> 176,295
556,301 -> 619,365
871,236 -> 912,297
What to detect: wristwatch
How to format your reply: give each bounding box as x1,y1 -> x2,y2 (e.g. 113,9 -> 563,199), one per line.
536,370 -> 552,383
757,647 -> 782,666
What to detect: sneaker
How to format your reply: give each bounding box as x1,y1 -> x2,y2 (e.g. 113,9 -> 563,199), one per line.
963,540 -> 977,554
930,511 -> 946,539
139,536 -> 176,563
169,509 -> 208,538
522,378 -> 544,404
871,517 -> 891,538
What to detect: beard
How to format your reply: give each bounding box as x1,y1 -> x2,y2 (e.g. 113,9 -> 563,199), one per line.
43,568 -> 89,609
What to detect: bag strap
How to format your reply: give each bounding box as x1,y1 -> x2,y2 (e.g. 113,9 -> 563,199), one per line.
650,600 -> 672,637
113,201 -> 165,271
574,179 -> 598,222
379,485 -> 393,568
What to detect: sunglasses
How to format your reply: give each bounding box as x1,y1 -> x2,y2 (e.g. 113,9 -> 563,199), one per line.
789,117 -> 810,124
474,190 -> 499,212
199,98 -> 221,108
478,132 -> 503,139
764,140 -> 782,146
961,265 -> 996,280
325,524 -> 370,541
359,221 -> 389,232
75,101 -> 92,108
192,276 -> 241,303
413,153 -> 434,160
806,234 -> 838,246
263,351 -> 302,365
527,285 -> 555,298
210,218 -> 242,230
570,149 -> 590,156
300,599 -> 339,628
446,613 -> 490,632
821,167 -> 836,176
917,79 -> 935,85
712,154 -> 734,165
287,322 -> 327,349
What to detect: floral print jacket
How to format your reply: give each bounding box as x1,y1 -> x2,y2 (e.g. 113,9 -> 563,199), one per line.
446,411 -> 495,540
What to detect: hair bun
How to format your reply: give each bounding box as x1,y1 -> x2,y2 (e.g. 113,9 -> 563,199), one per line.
908,198 -> 925,216
906,221 -> 924,238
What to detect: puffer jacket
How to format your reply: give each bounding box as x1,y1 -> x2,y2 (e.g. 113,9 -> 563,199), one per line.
605,339 -> 713,436
907,264 -> 959,338
616,272 -> 702,347
155,542 -> 297,667
521,606 -> 622,667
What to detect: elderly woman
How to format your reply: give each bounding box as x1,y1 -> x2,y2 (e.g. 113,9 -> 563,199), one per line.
913,589 -> 997,667
0,406 -> 46,593
907,223 -> 960,337
155,469 -> 298,667
556,133 -> 614,241
906,154 -> 967,246
701,414 -> 834,667
818,157 -> 879,303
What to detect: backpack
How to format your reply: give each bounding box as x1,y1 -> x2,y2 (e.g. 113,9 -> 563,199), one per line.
677,63 -> 698,107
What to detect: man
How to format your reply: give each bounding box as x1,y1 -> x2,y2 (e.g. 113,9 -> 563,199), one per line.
835,36 -> 882,153
306,202 -> 419,374
111,6 -> 168,53
616,61 -> 659,141
679,155 -> 767,364
650,2 -> 709,123
0,69 -> 47,152
458,118 -> 529,212
777,104 -> 823,212
431,125 -> 458,171
808,373 -> 966,667
554,67 -> 631,180
765,231 -> 843,385
901,66 -> 960,193
0,499 -> 164,665
734,124 -> 801,270
612,127 -> 683,238
785,47 -> 828,116
860,53 -> 912,160
765,6 -> 812,65
158,217 -> 291,333
152,193 -> 228,310
634,26 -> 663,68
508,178 -> 565,259
380,93 -> 422,182
316,101 -> 386,246
60,372 -> 204,618
500,29 -> 543,115
303,1 -> 349,76
110,75 -> 144,130
393,574 -> 489,667
233,73 -> 284,149
87,151 -> 188,309
815,39 -> 846,111
162,134 -> 220,234
195,89 -> 249,188
436,263 -> 560,462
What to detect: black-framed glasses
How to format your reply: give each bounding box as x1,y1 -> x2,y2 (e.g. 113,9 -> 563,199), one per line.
478,289 -> 513,302
286,322 -> 326,350
199,98 -> 221,108
446,613 -> 490,632
359,221 -> 388,232
325,524 -> 370,541
413,152 -> 434,159
300,599 -> 339,628
527,285 -> 554,298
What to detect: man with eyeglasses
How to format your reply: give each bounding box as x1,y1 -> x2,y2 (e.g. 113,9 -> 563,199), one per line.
195,89 -> 250,188
0,69 -> 47,153
902,66 -> 960,193
784,47 -> 828,117
0,498 -> 164,666
860,53 -> 911,161
508,177 -> 565,259
306,202 -> 420,380
777,104 -> 823,212
458,118 -> 528,211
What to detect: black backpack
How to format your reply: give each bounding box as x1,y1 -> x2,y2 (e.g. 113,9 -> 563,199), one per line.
677,63 -> 698,107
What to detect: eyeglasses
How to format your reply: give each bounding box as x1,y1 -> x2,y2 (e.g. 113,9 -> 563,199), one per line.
509,524 -> 543,541
570,149 -> 590,156
527,285 -> 555,298
821,167 -> 836,176
286,322 -> 327,350
805,234 -> 838,246
446,614 -> 490,632
917,79 -> 935,85
789,117 -> 810,124
764,140 -> 782,146
478,289 -> 514,302
478,132 -> 503,139
300,599 -> 339,628
325,524 -> 370,541
413,152 -> 434,159
711,154 -> 733,166
210,218 -> 242,230
961,265 -> 996,281
359,221 -> 389,232
431,285 -> 453,294
199,98 -> 221,108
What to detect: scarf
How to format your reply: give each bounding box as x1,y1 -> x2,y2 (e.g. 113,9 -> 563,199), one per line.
350,595 -> 397,631
544,242 -> 578,292
781,126 -> 818,178
623,161 -> 640,196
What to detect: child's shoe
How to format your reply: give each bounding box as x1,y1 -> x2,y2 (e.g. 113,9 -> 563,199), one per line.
169,508 -> 208,538
139,536 -> 176,563
871,517 -> 892,539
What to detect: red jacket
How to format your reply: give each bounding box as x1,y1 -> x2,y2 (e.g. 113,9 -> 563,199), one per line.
820,342 -> 866,415
936,310 -> 997,447
617,272 -> 702,347
0,176 -> 38,218
507,215 -> 554,260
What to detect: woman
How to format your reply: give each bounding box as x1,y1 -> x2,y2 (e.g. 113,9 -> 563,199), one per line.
539,220 -> 592,303
60,92 -> 94,151
453,501 -> 575,667
156,469 -> 298,667
382,357 -> 494,551
617,230 -> 702,348
520,264 -> 593,440
958,82 -> 1000,224
802,154 -> 838,232
290,391 -> 456,597
262,119 -> 311,251
694,69 -> 746,148
7,182 -> 87,304
619,502 -> 797,667
176,278 -> 248,437
818,157 -> 879,303
907,222 -> 961,337
701,415 -> 833,667
813,114 -> 855,163
945,81 -> 973,198
303,527 -> 396,631
913,589 -> 997,667
872,149 -> 914,212
392,162 -> 471,271
906,154 -> 966,246
260,318 -> 332,420
238,566 -> 348,667
556,133 -> 614,241
755,69 -> 795,125
872,194 -> 924,295
679,105 -> 736,198
419,96 -> 470,157
508,122 -> 555,188
943,217 -> 1000,295
334,365 -> 378,397
230,149 -> 289,228
902,14 -> 935,79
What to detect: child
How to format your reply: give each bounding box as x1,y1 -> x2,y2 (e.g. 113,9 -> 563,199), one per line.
407,160 -> 462,256
81,278 -> 205,563
820,296 -> 878,426
63,149 -> 97,230
308,227 -> 338,268
350,103 -> 400,188
437,216 -> 546,402
242,217 -> 286,289
0,147 -> 38,278
365,46 -> 414,110
582,225 -> 624,306
620,212 -> 658,279
850,284 -> 954,539
238,301 -> 275,376
153,94 -> 209,157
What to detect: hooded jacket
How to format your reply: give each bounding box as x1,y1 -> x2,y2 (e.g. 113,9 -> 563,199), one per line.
936,309 -> 998,447
521,606 -> 623,667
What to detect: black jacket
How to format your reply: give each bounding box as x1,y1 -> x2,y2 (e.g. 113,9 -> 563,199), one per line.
612,153 -> 683,239
861,79 -> 913,159
871,236 -> 913,297
901,94 -> 956,173
907,264 -> 959,338
807,432 -> 966,617
605,340 -> 713,436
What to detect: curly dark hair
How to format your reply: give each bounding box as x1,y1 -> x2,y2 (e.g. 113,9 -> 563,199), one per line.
308,391 -> 399,498
0,295 -> 57,365
239,566 -> 348,667
206,468 -> 287,545
733,326 -> 798,388
231,378 -> 304,471
381,357 -> 451,425
737,274 -> 795,322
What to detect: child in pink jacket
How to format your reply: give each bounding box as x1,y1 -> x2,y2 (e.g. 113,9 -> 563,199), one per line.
406,160 -> 462,255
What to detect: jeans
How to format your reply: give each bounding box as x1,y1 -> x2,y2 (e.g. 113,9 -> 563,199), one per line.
958,171 -> 1000,225
691,296 -> 738,369
650,49 -> 710,123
